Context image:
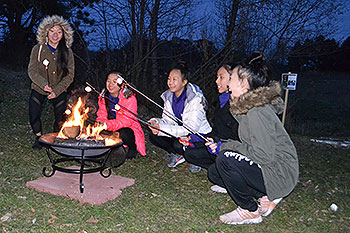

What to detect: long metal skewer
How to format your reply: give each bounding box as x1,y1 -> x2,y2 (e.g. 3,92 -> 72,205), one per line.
115,77 -> 210,142
85,82 -> 193,146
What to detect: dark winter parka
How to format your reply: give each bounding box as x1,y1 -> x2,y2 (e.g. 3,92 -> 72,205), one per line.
28,15 -> 74,97
220,81 -> 299,200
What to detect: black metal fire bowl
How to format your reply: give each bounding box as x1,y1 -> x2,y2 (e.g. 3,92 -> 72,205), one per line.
39,133 -> 124,193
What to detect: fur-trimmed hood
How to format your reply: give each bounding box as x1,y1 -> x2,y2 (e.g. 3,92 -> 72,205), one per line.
229,81 -> 284,115
36,15 -> 74,48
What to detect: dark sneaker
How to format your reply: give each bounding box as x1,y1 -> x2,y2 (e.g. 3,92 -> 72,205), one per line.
167,153 -> 185,168
188,164 -> 201,173
32,136 -> 42,150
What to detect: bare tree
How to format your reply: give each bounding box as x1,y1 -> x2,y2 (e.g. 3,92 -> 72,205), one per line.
86,0 -> 198,88
0,0 -> 99,64
211,0 -> 344,62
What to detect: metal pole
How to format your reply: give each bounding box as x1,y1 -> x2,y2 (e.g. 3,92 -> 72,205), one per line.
282,89 -> 289,126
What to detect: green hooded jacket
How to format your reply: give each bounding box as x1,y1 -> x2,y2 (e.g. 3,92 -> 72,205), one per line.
221,81 -> 299,200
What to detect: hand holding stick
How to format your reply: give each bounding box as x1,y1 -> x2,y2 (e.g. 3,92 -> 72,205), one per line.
43,59 -> 50,87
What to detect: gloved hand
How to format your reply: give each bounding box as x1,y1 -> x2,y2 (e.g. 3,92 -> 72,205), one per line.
206,140 -> 222,155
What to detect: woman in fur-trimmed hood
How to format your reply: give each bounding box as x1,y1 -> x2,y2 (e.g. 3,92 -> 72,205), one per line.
28,15 -> 75,150
206,52 -> 299,225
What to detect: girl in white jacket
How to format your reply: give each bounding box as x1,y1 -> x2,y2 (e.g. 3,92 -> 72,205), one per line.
148,61 -> 212,172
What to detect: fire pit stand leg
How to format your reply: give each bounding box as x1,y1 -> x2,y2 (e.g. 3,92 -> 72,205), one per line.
42,148 -> 56,177
99,150 -> 112,178
79,149 -> 86,193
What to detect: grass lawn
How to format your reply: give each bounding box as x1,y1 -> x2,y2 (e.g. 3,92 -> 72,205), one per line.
0,67 -> 349,232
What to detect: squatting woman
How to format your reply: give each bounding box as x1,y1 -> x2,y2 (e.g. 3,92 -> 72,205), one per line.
96,71 -> 146,162
148,61 -> 212,172
207,52 -> 299,225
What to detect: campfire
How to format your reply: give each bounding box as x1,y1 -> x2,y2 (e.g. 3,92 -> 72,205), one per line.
38,96 -> 124,193
57,97 -> 120,146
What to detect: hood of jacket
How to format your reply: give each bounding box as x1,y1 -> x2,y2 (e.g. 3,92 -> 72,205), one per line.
36,15 -> 74,48
229,81 -> 284,115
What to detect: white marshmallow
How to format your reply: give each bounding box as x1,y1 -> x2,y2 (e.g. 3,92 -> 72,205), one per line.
85,86 -> 92,92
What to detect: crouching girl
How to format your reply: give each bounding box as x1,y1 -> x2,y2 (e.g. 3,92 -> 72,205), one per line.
207,52 -> 299,225
97,72 -> 146,165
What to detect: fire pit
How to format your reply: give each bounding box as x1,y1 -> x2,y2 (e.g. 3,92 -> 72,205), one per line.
39,133 -> 123,193
37,96 -> 125,193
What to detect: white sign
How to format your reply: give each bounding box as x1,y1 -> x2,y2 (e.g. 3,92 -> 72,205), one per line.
281,73 -> 297,90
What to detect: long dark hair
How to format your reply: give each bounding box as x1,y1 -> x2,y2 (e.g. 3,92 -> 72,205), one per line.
105,89 -> 114,120
104,71 -> 134,120
57,35 -> 69,77
236,51 -> 272,90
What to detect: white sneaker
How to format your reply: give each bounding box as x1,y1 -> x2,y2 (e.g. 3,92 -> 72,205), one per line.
210,185 -> 227,194
258,196 -> 282,217
220,207 -> 262,225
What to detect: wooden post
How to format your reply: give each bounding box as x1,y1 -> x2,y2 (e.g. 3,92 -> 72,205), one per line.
282,89 -> 289,126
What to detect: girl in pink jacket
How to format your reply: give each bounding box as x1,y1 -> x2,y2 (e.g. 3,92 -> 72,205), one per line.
96,72 -> 146,159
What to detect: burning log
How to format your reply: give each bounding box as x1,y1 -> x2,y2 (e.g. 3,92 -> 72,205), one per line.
62,126 -> 80,138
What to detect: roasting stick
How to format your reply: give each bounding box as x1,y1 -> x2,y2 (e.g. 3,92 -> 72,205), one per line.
125,111 -> 193,147
116,77 -> 210,143
85,83 -> 193,147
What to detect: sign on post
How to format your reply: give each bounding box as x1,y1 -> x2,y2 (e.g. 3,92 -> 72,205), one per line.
281,73 -> 297,90
281,73 -> 297,125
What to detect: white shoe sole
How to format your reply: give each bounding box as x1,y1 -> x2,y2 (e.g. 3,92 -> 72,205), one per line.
220,216 -> 263,225
210,185 -> 227,194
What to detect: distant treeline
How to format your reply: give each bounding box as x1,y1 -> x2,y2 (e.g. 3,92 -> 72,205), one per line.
288,35 -> 350,73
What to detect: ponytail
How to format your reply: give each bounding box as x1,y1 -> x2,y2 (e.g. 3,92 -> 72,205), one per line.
236,51 -> 272,90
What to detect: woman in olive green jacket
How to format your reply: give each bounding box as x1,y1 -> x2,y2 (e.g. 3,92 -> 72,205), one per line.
206,52 -> 299,225
28,15 -> 74,150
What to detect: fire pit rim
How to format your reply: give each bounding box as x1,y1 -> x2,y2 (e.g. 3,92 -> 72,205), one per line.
39,132 -> 123,150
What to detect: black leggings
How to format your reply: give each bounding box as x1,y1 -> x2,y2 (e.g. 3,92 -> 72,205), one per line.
149,134 -> 184,155
108,128 -> 136,166
183,143 -> 216,169
29,89 -> 67,134
208,150 -> 266,212
118,128 -> 136,152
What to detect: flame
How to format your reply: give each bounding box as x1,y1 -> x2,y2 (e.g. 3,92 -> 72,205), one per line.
58,97 -> 87,138
105,138 -> 118,146
57,97 -> 120,145
80,122 -> 107,140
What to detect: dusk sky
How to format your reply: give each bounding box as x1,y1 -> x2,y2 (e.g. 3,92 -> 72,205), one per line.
334,7 -> 350,41
198,1 -> 350,42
